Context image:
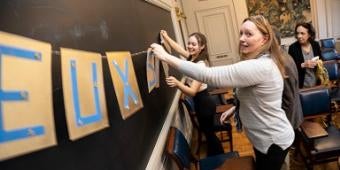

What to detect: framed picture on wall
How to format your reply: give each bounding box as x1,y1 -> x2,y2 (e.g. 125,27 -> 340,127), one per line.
246,0 -> 312,38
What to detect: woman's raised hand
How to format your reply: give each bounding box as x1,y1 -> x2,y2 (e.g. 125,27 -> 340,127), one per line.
160,30 -> 168,39
151,43 -> 169,61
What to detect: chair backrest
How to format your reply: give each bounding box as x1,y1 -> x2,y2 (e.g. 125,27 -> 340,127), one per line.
299,88 -> 331,117
180,96 -> 200,130
166,127 -> 196,170
322,49 -> 338,61
324,60 -> 339,81
182,96 -> 195,113
320,38 -> 336,49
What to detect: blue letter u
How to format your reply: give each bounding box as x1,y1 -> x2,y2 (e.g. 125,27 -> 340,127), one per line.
70,60 -> 102,127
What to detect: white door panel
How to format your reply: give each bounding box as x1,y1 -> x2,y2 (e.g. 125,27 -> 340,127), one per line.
329,0 -> 340,39
196,6 -> 237,66
181,0 -> 240,66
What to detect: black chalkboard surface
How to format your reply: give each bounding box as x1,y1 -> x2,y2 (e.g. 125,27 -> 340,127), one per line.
0,0 -> 180,169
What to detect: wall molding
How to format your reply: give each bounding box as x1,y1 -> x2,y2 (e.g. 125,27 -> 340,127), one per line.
145,0 -> 172,11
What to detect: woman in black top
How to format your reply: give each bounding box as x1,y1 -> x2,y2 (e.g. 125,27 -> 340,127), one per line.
160,30 -> 224,156
288,22 -> 323,88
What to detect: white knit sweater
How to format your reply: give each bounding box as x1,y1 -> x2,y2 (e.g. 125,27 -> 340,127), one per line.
178,54 -> 294,154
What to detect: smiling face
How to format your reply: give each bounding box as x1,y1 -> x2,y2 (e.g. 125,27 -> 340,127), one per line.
295,25 -> 310,45
239,20 -> 267,59
187,35 -> 205,58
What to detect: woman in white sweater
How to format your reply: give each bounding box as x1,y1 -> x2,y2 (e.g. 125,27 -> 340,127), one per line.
151,15 -> 294,170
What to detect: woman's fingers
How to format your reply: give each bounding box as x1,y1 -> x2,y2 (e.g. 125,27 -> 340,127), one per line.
160,30 -> 167,37
150,43 -> 168,61
166,76 -> 177,87
219,106 -> 236,124
220,113 -> 228,124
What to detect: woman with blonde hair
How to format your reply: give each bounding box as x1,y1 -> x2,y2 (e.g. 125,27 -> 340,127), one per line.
151,15 -> 294,170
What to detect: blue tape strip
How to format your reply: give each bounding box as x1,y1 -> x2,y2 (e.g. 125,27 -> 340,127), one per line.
70,60 -> 102,127
0,44 -> 41,61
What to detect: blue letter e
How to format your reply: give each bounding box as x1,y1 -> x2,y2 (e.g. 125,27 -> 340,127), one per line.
0,44 -> 44,143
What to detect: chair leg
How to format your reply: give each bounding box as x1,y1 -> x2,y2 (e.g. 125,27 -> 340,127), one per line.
220,132 -> 224,142
306,163 -> 313,170
228,130 -> 233,152
331,100 -> 338,113
218,130 -> 233,152
196,131 -> 202,156
299,144 -> 315,170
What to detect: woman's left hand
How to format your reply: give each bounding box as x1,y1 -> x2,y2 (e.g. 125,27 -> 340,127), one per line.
160,30 -> 168,39
304,59 -> 317,68
166,76 -> 180,87
219,106 -> 236,124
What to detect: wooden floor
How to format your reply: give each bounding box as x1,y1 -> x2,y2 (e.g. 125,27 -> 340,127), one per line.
192,112 -> 340,170
193,121 -> 254,158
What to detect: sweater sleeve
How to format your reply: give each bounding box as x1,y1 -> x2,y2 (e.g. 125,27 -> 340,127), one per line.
177,57 -> 272,88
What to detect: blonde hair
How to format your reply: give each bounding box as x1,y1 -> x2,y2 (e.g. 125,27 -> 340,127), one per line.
240,15 -> 286,78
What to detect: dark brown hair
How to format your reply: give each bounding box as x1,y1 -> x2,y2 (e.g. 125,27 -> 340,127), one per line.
187,32 -> 210,65
294,22 -> 316,41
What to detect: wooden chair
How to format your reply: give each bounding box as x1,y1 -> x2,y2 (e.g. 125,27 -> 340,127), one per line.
179,96 -> 234,155
322,60 -> 340,120
297,87 -> 340,170
166,127 -> 239,170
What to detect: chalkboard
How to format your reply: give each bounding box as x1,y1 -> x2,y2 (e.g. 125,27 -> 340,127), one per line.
0,0 -> 180,169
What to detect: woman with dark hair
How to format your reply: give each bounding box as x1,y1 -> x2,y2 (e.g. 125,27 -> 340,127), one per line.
288,22 -> 323,88
160,30 -> 224,156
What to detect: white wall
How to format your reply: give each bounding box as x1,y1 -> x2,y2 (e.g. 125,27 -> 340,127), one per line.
312,0 -> 340,41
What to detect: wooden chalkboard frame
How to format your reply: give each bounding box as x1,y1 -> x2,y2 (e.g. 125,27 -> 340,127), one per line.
145,0 -> 186,55
145,0 -> 172,11
144,1 -> 189,169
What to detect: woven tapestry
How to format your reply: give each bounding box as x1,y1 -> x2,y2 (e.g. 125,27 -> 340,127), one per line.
246,0 -> 311,37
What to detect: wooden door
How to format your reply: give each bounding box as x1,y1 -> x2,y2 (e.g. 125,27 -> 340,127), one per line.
180,0 -> 240,66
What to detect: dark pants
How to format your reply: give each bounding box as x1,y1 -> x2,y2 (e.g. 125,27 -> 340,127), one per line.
254,144 -> 289,170
194,90 -> 224,156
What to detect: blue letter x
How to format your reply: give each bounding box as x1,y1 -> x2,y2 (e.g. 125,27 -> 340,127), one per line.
112,59 -> 138,110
